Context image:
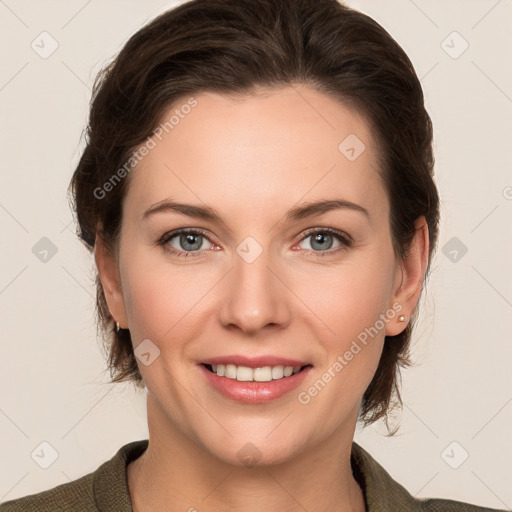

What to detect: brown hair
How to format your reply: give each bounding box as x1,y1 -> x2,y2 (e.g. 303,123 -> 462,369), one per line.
69,0 -> 439,432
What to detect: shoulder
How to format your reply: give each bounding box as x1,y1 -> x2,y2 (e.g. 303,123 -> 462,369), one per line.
350,442 -> 507,512
0,439 -> 149,512
416,498 -> 509,511
0,473 -> 95,512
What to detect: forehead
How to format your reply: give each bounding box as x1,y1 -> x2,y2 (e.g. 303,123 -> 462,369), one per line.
124,85 -> 387,224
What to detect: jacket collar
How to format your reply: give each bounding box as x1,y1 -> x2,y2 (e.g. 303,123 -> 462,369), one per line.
351,441 -> 419,510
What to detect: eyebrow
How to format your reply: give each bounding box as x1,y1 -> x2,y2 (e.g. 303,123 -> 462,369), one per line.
142,198 -> 370,224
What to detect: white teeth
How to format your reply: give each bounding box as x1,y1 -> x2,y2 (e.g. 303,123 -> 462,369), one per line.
236,366 -> 253,381
225,364 -> 237,379
208,363 -> 304,382
253,367 -> 272,382
271,365 -> 284,379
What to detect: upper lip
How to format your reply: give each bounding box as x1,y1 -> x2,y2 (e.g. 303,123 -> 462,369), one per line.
201,355 -> 311,368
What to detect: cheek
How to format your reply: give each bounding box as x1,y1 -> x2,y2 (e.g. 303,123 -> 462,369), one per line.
292,273 -> 389,430
294,252 -> 395,344
120,248 -> 212,345
292,248 -> 395,397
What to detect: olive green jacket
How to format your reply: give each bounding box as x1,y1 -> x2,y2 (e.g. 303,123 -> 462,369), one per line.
0,440 -> 507,511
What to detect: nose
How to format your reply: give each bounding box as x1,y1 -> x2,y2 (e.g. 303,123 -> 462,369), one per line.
218,244 -> 291,336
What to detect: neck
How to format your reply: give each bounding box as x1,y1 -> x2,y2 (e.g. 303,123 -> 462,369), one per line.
127,394 -> 366,512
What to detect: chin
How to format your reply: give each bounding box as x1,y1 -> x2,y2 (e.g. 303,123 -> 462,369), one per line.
196,424 -> 311,468
208,441 -> 304,468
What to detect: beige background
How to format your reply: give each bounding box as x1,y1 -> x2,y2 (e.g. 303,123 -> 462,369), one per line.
0,0 -> 511,508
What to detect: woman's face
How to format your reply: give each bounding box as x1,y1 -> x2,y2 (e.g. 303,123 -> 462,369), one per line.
99,86 -> 421,465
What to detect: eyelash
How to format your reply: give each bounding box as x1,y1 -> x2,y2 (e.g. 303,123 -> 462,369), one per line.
158,227 -> 353,259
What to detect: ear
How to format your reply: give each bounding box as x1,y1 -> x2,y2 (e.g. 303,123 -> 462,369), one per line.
385,216 -> 430,336
94,229 -> 128,329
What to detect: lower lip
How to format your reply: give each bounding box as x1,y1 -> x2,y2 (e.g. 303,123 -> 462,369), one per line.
199,364 -> 312,404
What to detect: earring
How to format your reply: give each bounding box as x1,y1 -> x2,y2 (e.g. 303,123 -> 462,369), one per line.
398,315 -> 406,322
115,321 -> 120,332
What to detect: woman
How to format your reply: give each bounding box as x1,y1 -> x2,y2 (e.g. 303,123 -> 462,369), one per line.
1,0 -> 506,511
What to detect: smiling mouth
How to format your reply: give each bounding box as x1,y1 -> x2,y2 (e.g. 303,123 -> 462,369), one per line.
202,363 -> 312,382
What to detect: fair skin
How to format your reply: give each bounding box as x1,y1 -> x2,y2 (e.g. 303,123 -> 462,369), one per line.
95,85 -> 429,512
